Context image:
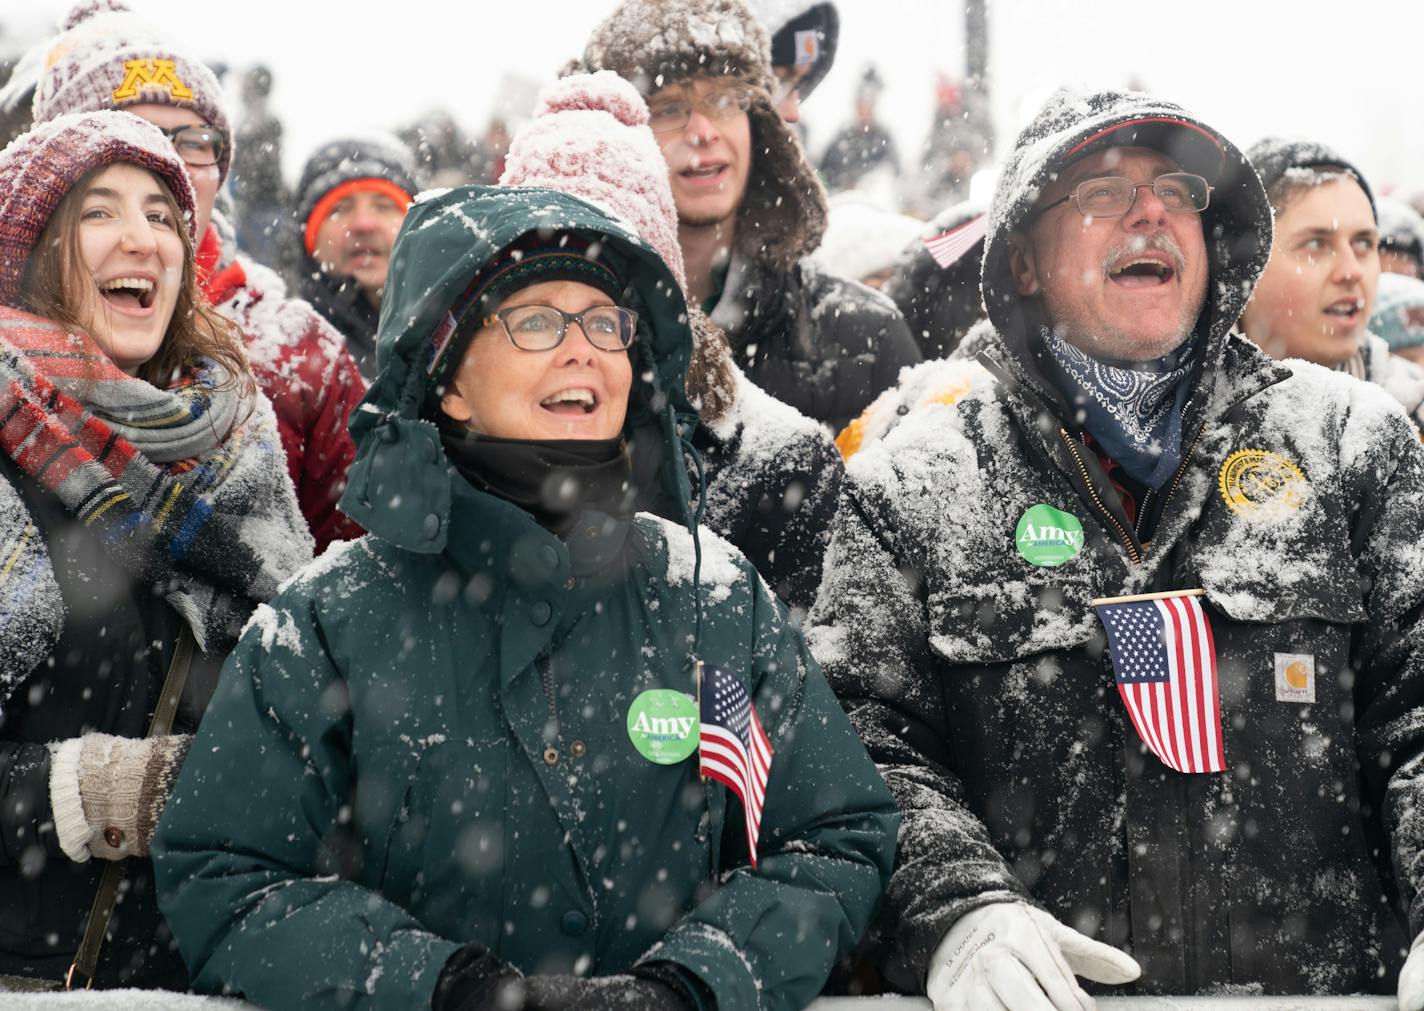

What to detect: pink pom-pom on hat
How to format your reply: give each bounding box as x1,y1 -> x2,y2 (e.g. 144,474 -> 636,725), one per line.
500,70 -> 686,294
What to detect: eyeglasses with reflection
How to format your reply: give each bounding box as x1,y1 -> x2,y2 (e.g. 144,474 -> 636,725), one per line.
647,84 -> 756,135
482,304 -> 639,352
155,124 -> 228,168
1032,172 -> 1213,222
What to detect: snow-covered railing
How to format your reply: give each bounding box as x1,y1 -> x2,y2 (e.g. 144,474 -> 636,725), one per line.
0,991 -> 1399,1009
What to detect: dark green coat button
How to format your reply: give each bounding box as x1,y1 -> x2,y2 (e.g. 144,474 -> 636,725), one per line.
540,545 -> 559,569
560,910 -> 588,936
422,514 -> 441,539
531,601 -> 552,625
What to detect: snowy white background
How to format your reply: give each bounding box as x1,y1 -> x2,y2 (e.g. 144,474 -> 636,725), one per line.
7,0 -> 1424,193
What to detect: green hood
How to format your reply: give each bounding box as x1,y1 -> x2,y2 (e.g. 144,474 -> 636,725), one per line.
340,185 -> 697,552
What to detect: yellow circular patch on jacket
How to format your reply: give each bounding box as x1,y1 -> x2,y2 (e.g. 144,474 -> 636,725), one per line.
1219,449 -> 1306,516
1285,660 -> 1310,690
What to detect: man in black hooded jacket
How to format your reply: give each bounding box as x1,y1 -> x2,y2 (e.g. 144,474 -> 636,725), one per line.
293,134 -> 419,381
811,87 -> 1424,1006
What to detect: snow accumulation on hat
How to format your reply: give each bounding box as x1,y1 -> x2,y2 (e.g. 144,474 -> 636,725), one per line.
1247,136 -> 1376,219
500,70 -> 686,293
21,0 -> 234,181
0,110 -> 197,306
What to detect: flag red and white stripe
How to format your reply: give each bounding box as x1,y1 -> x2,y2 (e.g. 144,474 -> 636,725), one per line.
923,212 -> 989,269
1094,593 -> 1224,774
699,664 -> 774,865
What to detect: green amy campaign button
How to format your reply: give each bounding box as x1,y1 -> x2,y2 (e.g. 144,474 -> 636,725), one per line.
1016,503 -> 1085,567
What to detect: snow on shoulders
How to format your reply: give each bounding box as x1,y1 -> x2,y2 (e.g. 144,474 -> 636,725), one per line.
239,602 -> 305,656
1275,355 -> 1415,472
638,513 -> 749,606
707,363 -> 824,448
272,536 -> 392,608
803,261 -> 901,322
839,356 -> 991,460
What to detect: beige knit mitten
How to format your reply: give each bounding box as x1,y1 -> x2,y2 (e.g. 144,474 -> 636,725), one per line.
48,734 -> 192,861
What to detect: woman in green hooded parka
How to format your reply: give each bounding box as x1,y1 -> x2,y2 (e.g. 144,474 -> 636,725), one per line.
151,142 -> 898,1009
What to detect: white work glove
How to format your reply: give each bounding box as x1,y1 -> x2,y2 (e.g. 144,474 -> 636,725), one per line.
926,902 -> 1141,1011
1399,931 -> 1424,1011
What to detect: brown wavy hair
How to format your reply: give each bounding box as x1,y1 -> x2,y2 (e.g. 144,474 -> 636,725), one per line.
17,163 -> 253,393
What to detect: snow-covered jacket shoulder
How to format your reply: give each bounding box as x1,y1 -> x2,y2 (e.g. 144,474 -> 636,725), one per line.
207,254 -> 366,551
699,362 -> 842,613
834,344 -> 993,460
810,325 -> 1424,996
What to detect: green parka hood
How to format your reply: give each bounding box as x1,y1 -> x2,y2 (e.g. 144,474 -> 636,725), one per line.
340,185 -> 698,552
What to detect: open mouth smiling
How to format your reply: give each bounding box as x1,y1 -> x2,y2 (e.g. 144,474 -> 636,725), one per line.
1109,257 -> 1175,288
99,275 -> 157,311
539,387 -> 599,416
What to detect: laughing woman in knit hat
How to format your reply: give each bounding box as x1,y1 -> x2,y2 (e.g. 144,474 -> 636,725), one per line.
153,72 -> 896,1011
0,110 -> 310,990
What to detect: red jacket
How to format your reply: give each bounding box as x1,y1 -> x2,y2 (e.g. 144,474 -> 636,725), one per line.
198,226 -> 366,551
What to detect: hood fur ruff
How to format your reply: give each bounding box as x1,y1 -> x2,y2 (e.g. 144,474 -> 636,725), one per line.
582,0 -> 828,270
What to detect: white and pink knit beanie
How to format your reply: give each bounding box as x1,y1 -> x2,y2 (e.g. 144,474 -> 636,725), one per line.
499,71 -> 687,294
27,1 -> 233,182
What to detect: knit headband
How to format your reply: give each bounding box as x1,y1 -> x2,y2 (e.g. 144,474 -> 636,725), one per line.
303,177 -> 414,255
425,240 -> 626,395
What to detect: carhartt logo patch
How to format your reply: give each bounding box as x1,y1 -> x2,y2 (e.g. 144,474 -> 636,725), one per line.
1274,652 -> 1315,703
793,29 -> 820,66
112,59 -> 193,103
1015,503 -> 1084,567
1219,449 -> 1305,517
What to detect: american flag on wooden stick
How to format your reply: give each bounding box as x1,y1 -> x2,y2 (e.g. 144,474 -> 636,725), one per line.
923,212 -> 988,269
699,663 -> 774,865
1093,590 -> 1225,774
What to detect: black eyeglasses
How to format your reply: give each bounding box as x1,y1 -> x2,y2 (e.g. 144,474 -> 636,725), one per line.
1030,172 -> 1213,224
483,304 -> 638,352
155,124 -> 228,168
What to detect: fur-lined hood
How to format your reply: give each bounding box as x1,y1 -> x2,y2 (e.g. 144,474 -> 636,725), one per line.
581,0 -> 828,271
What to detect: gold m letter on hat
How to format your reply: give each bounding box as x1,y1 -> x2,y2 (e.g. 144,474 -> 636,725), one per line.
111,58 -> 193,102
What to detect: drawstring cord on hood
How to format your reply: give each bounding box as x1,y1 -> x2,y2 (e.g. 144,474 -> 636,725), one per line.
677,411 -> 709,664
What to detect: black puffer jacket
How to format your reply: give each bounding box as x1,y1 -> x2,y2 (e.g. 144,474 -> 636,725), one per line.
710,253 -> 921,433
298,262 -> 380,381
809,89 -> 1424,997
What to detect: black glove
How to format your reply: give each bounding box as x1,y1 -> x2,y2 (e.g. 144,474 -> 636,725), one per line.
431,942 -> 523,1011
521,970 -> 697,1011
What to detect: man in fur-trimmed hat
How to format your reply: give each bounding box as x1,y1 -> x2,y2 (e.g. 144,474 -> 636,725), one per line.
582,0 -> 920,434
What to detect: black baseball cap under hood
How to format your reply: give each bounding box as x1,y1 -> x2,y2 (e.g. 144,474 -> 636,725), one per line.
980,88 -> 1272,374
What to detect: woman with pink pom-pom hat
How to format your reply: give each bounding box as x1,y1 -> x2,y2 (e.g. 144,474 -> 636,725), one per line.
153,71 -> 897,1011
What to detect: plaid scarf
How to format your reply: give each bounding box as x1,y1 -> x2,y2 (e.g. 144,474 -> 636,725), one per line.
0,306 -> 313,696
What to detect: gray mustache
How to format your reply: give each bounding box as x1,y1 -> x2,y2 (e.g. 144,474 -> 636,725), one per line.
1103,234 -> 1186,277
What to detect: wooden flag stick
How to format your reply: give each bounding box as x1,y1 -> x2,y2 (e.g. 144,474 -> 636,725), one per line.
1090,588 -> 1205,607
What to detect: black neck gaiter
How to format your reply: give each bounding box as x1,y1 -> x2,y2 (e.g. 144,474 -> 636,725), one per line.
437,416 -> 634,536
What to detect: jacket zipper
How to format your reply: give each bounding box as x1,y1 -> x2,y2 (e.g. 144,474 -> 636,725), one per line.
1154,422 -> 1208,532
1059,428 -> 1141,565
540,652 -> 558,726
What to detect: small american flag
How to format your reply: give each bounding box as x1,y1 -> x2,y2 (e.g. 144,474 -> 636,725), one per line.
699,664 -> 774,866
1094,593 -> 1224,774
923,212 -> 988,269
